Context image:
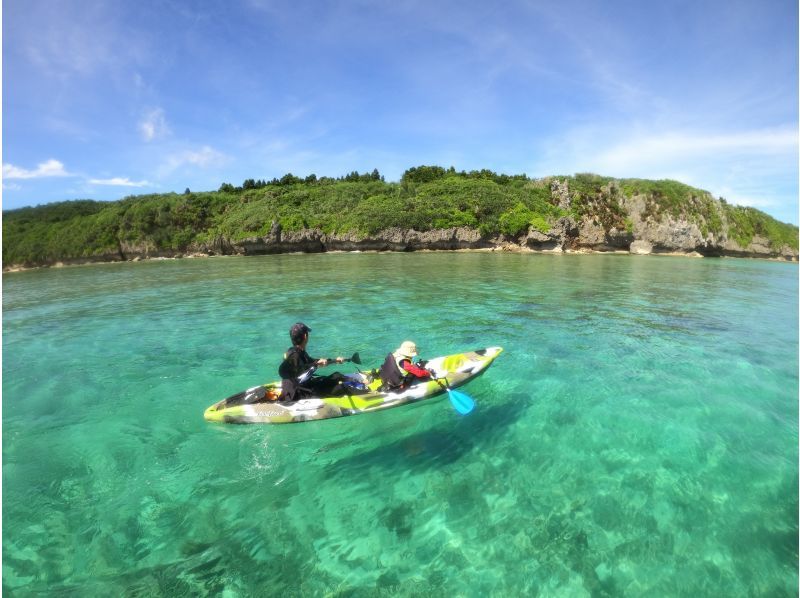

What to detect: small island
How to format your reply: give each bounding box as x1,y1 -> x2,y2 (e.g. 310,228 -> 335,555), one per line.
3,166 -> 798,271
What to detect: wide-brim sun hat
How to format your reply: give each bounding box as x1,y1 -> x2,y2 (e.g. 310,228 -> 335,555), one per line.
395,340 -> 418,358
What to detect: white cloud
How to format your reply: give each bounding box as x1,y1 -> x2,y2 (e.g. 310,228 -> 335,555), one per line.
185,146 -> 225,166
3,159 -> 71,179
139,108 -> 170,141
163,146 -> 227,173
589,129 -> 797,174
89,177 -> 151,187
536,126 -> 797,176
2,182 -> 22,191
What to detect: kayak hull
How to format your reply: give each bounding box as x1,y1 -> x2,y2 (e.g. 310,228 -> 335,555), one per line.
204,346 -> 503,424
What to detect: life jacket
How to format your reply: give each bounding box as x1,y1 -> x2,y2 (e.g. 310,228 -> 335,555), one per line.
379,352 -> 411,391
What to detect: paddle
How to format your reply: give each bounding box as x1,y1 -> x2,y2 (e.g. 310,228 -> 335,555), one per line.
297,352 -> 361,383
431,373 -> 475,415
321,352 -> 361,366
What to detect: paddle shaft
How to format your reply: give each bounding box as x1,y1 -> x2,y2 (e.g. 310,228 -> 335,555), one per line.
319,351 -> 361,365
297,352 -> 360,381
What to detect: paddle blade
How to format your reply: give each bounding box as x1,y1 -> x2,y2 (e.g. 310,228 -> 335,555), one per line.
351,352 -> 361,365
447,389 -> 475,415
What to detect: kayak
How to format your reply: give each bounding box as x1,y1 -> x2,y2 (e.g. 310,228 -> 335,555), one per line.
204,346 -> 503,424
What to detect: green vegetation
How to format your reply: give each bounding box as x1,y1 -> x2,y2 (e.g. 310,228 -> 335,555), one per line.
723,204 -> 799,250
558,173 -> 627,230
3,167 -> 797,267
619,178 -> 727,236
620,178 -> 709,215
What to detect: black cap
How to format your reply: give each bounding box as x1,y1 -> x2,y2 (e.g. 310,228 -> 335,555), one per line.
290,322 -> 311,340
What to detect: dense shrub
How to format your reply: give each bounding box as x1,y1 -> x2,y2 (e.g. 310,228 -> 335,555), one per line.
723,204 -> 799,250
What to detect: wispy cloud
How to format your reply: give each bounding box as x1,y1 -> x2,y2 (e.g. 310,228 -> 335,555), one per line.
589,128 -> 798,173
42,116 -> 96,140
15,1 -> 150,80
160,146 -> 228,176
139,108 -> 170,142
534,125 -> 797,177
89,177 -> 151,187
3,159 -> 71,179
178,146 -> 226,167
3,159 -> 153,190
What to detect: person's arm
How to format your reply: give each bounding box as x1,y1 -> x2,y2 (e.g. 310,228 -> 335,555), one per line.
316,355 -> 344,366
400,359 -> 430,378
295,350 -> 320,373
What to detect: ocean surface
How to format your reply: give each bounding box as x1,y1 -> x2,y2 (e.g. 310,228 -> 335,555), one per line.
3,252 -> 798,596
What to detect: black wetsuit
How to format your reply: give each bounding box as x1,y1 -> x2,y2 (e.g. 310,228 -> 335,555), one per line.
278,346 -> 346,401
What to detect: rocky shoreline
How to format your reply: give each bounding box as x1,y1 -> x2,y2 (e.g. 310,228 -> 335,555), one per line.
5,177 -> 797,271
4,215 -> 797,272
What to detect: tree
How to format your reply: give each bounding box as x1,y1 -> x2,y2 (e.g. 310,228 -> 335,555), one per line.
280,173 -> 303,186
401,165 -> 446,184
343,171 -> 361,182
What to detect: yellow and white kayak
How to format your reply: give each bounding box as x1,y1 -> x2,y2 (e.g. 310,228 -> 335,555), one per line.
203,347 -> 503,424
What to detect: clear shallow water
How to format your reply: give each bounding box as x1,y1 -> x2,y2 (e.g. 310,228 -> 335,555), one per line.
3,252 -> 797,596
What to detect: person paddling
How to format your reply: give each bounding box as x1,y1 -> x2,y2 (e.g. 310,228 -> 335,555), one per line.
278,322 -> 346,401
379,340 -> 432,392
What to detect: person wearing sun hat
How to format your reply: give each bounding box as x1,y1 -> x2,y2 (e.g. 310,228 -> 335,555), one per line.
378,340 -> 432,392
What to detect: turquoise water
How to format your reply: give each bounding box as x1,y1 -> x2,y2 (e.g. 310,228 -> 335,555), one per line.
3,252 -> 798,596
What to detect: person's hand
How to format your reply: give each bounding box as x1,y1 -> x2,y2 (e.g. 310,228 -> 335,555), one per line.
335,356 -> 345,364
317,358 -> 329,366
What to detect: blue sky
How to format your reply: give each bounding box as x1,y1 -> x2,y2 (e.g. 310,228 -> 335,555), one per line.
3,0 -> 798,224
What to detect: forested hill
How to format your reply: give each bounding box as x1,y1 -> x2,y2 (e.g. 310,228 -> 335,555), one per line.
3,166 -> 798,269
